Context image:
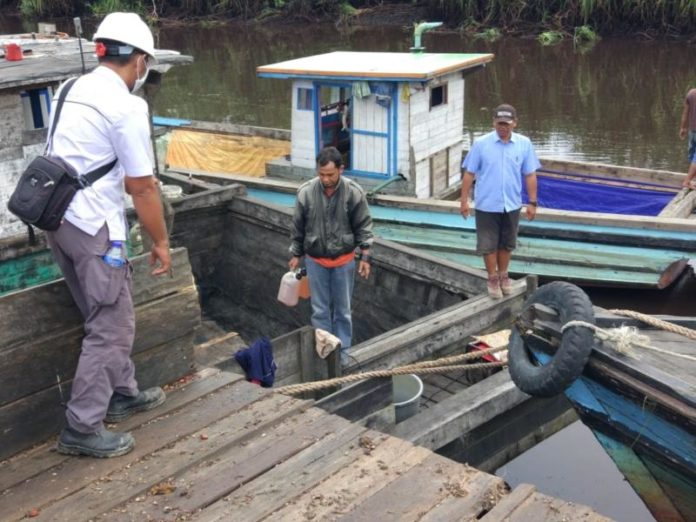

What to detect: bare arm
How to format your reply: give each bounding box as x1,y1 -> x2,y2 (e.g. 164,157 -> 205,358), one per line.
681,102 -> 689,140
124,175 -> 170,275
460,171 -> 475,218
525,172 -> 538,220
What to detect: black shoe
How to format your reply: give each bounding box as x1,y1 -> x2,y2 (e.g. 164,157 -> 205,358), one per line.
105,387 -> 166,423
57,427 -> 135,458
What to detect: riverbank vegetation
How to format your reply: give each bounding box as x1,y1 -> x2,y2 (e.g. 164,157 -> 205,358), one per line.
5,0 -> 696,37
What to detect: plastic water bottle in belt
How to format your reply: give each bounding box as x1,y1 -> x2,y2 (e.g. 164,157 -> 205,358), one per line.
103,241 -> 126,267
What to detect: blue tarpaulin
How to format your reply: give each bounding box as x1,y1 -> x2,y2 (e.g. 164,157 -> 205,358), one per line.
523,174 -> 674,216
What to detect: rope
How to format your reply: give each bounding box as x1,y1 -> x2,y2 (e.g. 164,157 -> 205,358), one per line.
562,320 -> 696,362
274,346 -> 507,395
608,309 -> 696,341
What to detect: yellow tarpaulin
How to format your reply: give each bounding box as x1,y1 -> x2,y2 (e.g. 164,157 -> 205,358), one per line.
165,129 -> 290,177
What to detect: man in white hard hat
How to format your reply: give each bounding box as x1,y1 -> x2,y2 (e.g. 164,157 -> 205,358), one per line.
46,12 -> 171,458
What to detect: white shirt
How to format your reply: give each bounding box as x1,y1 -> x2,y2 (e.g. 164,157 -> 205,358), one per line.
48,66 -> 153,240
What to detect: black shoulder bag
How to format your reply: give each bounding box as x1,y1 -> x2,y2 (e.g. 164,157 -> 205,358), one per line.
7,77 -> 117,235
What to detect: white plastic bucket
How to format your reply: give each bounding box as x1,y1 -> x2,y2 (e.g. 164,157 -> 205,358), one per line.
392,374 -> 423,423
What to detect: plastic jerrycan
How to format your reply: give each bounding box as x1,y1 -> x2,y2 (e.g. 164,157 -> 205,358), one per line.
277,270 -> 301,306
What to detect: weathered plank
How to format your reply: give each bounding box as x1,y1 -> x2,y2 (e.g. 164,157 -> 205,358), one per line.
36,393 -> 312,522
348,291 -> 525,372
0,247 -> 194,349
419,472 -> 506,522
252,436 -> 433,521
390,370 -> 528,450
659,188 -> 696,218
0,287 -> 199,406
0,333 -> 195,461
0,379 -> 272,522
0,369 -> 240,493
338,453 -> 486,521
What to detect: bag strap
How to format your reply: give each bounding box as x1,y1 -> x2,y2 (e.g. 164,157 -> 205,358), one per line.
79,158 -> 118,187
45,77 -> 79,154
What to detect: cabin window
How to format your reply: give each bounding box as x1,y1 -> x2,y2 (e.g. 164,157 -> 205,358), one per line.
297,88 -> 313,111
430,84 -> 448,109
20,87 -> 53,130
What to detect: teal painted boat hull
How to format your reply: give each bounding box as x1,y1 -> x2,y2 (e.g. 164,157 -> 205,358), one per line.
245,188 -> 696,290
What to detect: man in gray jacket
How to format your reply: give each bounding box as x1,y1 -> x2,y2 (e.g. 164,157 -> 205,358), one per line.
289,146 -> 373,362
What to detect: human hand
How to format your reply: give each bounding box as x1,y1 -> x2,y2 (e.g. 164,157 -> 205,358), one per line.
288,256 -> 301,270
460,199 -> 470,218
149,242 -> 171,276
526,204 -> 537,221
680,128 -> 688,140
683,178 -> 696,189
358,260 -> 370,279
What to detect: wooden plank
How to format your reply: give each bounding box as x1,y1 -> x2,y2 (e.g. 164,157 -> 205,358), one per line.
0,247 -> 194,349
390,370 -> 528,450
36,393 -> 312,522
169,184 -> 245,214
243,436 -> 433,522
658,189 -> 696,218
0,333 -> 195,461
348,292 -> 525,372
338,453 -> 489,522
480,483 -> 537,521
316,378 -> 392,422
419,472 -> 506,522
193,423 -> 373,522
0,287 -> 199,406
0,379 -> 271,521
0,369 -> 240,493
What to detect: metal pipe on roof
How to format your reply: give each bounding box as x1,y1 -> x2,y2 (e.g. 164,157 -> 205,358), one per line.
411,22 -> 443,53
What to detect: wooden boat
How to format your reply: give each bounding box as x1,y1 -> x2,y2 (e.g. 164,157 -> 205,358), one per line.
159,164 -> 696,292
508,282 -> 696,522
1,180 -> 576,476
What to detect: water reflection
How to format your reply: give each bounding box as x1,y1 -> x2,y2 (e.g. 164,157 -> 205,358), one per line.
1,15 -> 688,173
152,23 -> 691,173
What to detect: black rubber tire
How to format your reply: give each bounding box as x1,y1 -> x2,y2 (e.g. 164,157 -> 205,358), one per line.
508,281 -> 595,397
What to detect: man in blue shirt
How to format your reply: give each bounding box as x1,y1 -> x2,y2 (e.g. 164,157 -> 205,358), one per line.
460,104 -> 540,298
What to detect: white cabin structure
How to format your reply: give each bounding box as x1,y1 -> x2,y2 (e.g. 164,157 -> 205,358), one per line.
257,50 -> 494,198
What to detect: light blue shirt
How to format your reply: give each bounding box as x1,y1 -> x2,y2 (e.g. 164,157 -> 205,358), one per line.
462,130 -> 540,212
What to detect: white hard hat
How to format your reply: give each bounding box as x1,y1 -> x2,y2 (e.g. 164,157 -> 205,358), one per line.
93,12 -> 156,58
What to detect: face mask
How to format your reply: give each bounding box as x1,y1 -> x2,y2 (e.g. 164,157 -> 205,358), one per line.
131,55 -> 150,93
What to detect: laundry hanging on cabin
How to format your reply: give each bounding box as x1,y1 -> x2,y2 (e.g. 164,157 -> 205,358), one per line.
234,337 -> 277,387
369,81 -> 392,108
353,81 -> 371,98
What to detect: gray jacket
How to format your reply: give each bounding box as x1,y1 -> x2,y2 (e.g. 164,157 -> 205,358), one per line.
290,177 -> 374,258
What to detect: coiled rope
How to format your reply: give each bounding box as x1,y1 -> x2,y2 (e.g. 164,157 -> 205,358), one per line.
274,345 -> 507,395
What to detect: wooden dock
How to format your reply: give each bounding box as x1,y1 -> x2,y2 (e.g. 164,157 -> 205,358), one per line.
0,368 -> 611,521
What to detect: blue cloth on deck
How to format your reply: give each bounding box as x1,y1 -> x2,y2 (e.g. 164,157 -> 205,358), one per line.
234,337 -> 277,387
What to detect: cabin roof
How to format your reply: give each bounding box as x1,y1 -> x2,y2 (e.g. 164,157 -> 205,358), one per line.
256,51 -> 494,82
0,36 -> 192,90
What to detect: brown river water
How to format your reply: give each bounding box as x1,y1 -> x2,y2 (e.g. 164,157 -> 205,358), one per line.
4,15 -> 690,520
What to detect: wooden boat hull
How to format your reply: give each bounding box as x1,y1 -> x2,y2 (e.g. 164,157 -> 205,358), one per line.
517,299 -> 696,522
563,371 -> 696,522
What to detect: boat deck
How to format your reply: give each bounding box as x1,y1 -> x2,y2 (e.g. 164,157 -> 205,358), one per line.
0,368 -> 611,522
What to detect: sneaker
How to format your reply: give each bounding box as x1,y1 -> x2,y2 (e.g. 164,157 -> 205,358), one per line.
105,387 -> 166,423
499,272 -> 512,295
487,274 -> 503,299
57,426 -> 134,458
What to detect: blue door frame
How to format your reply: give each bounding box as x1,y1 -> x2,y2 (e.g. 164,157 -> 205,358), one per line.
313,81 -> 398,179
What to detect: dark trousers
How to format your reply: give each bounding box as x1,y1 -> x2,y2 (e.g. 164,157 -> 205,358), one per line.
47,221 -> 138,433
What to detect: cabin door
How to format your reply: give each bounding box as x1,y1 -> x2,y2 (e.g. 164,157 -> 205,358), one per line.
350,88 -> 392,177
315,84 -> 352,168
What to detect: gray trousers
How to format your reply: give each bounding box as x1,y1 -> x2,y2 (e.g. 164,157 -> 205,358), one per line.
47,220 -> 138,433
